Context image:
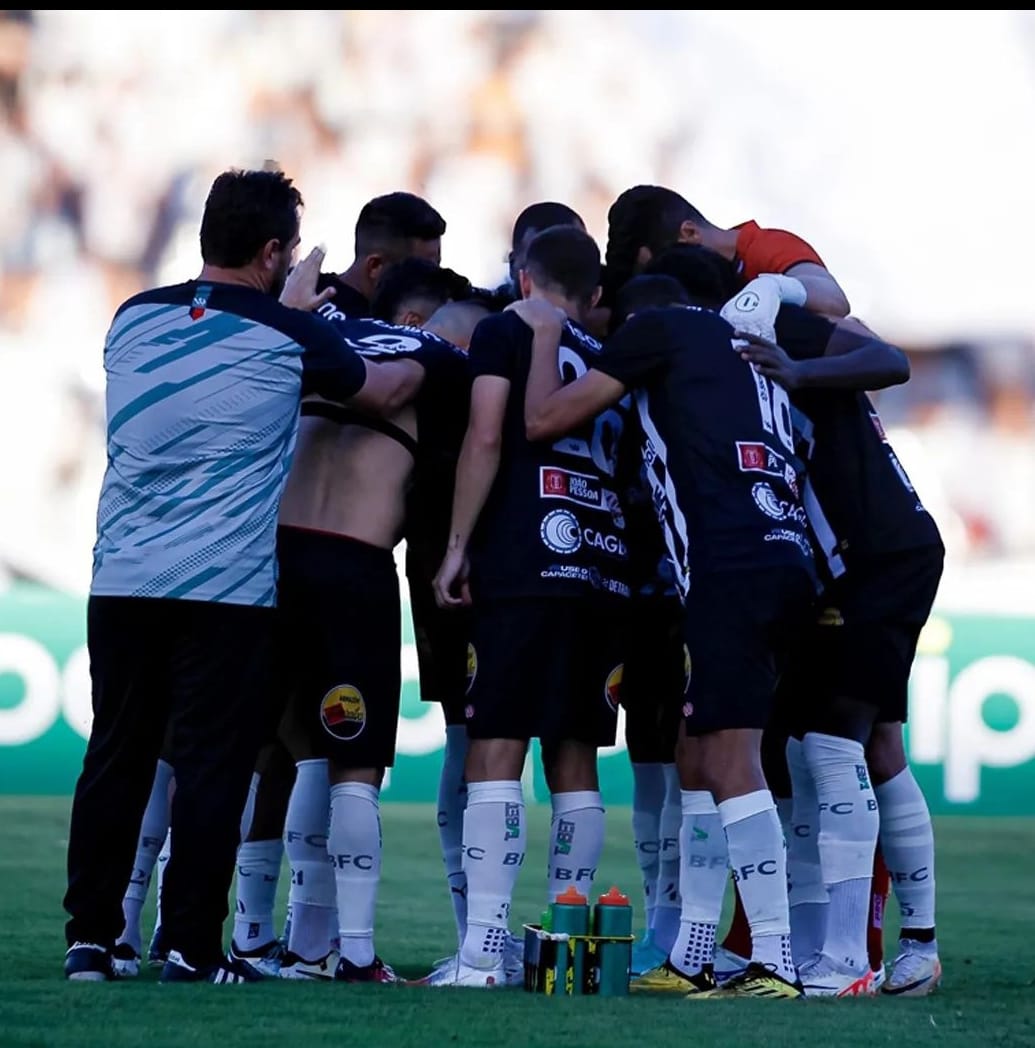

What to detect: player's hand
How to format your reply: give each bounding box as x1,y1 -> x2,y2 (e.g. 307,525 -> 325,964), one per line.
737,331 -> 803,391
280,244 -> 336,312
505,297 -> 567,335
433,547 -> 472,608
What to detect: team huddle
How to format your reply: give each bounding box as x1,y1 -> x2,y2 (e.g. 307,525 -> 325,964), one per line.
61,170 -> 944,1001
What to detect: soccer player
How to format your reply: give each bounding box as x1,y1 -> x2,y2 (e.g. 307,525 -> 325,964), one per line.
604,187 -> 859,977
741,310 -> 944,997
272,291 -> 470,983
603,184 -> 850,320
315,191 -> 447,320
370,257 -> 474,327
521,270 -> 819,999
430,225 -> 632,988
62,168 -> 415,984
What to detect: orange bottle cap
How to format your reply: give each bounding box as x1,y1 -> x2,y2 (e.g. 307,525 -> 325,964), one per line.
554,886 -> 588,905
597,886 -> 630,906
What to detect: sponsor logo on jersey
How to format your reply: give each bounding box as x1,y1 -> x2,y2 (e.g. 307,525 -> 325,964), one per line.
320,684 -> 366,740
752,482 -> 808,526
540,467 -> 603,509
540,509 -> 582,554
736,441 -> 787,478
604,664 -> 623,712
583,528 -> 627,559
465,642 -> 477,695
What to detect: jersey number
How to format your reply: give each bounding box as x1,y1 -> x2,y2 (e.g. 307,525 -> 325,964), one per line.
552,345 -> 625,477
750,366 -> 795,454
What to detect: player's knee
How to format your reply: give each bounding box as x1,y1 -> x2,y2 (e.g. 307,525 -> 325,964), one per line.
865,721 -> 907,785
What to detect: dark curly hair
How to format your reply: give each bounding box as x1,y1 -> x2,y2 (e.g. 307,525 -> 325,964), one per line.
369,258 -> 472,322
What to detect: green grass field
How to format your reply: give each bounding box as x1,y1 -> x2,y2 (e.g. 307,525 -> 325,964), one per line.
2,799 -> 1034,1047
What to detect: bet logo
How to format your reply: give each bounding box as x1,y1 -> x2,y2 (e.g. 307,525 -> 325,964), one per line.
540,509 -> 582,555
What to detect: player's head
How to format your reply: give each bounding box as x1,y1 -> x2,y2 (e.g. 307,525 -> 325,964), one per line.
520,225 -> 601,316
614,274 -> 689,327
370,258 -> 473,327
644,244 -> 737,309
422,299 -> 492,351
604,185 -> 712,304
352,191 -> 447,296
508,201 -> 585,287
199,168 -> 303,297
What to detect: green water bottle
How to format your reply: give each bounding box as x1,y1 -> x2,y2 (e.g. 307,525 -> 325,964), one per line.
550,885 -> 590,995
593,886 -> 632,996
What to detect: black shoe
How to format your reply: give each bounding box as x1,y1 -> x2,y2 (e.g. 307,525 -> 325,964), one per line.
159,949 -> 263,984
148,925 -> 169,968
334,955 -> 399,984
65,942 -> 115,982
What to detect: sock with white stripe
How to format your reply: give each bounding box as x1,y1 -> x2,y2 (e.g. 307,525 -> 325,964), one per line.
630,762 -> 665,933
438,724 -> 469,947
786,737 -> 828,967
652,764 -> 683,953
547,790 -> 605,902
232,839 -> 283,949
329,781 -> 382,968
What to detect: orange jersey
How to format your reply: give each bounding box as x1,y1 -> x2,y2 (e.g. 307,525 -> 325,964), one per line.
733,220 -> 825,284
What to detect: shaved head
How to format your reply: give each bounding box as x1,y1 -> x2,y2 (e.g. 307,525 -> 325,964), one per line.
422,300 -> 491,351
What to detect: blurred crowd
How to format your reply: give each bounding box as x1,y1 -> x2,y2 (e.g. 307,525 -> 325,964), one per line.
1,9 -> 1033,593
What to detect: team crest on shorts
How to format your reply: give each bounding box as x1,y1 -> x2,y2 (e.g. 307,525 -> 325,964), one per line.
683,644 -> 692,694
320,684 -> 366,741
465,643 -> 478,695
604,664 -> 623,712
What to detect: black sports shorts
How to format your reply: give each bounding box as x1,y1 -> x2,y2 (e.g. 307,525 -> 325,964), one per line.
776,544 -> 944,726
465,596 -> 627,746
277,526 -> 401,769
681,567 -> 815,737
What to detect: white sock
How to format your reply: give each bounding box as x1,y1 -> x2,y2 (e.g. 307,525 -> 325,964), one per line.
460,780 -> 525,970
719,789 -> 795,982
803,732 -> 879,972
284,759 -> 336,961
668,790 -> 727,977
786,737 -> 828,967
329,781 -> 381,968
119,758 -> 173,953
875,767 -> 937,934
547,790 -> 605,902
652,764 -> 683,953
151,828 -> 171,943
239,771 -> 260,844
438,724 -> 469,947
232,839 -> 283,949
630,762 -> 665,932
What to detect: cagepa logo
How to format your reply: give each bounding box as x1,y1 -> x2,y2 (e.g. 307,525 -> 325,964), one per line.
752,481 -> 787,520
540,509 -> 582,555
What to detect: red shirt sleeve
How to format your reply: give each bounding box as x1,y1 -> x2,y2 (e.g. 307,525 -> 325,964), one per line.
734,220 -> 825,283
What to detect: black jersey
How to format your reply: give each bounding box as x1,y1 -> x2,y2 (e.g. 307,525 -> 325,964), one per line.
467,310 -> 632,601
315,272 -> 372,321
595,305 -> 816,600
316,314 -> 470,553
773,306 -> 944,577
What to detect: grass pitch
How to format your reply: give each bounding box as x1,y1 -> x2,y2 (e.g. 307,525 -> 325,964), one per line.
1,798 -> 1034,1047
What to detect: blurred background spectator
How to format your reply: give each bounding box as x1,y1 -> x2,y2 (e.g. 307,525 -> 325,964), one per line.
1,10 -> 1033,598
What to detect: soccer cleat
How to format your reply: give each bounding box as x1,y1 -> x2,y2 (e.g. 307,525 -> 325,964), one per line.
112,941 -> 141,978
147,925 -> 169,968
65,942 -> 115,982
334,955 -> 400,984
713,944 -> 750,984
631,959 -> 706,994
159,949 -> 263,984
422,954 -> 504,988
631,929 -> 668,977
230,937 -> 286,978
680,967 -> 720,997
278,949 -> 339,981
871,962 -> 886,992
712,962 -> 804,999
800,954 -> 876,998
882,940 -> 942,997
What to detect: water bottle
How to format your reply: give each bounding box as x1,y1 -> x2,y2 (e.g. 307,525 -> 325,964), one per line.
593,886 -> 632,996
550,885 -> 590,995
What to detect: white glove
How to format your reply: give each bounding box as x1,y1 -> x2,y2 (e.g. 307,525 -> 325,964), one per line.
719,274 -> 807,344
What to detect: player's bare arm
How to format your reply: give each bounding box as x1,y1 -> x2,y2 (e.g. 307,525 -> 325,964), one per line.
784,260 -> 851,318
738,325 -> 909,392
524,349 -> 627,443
432,374 -> 509,609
